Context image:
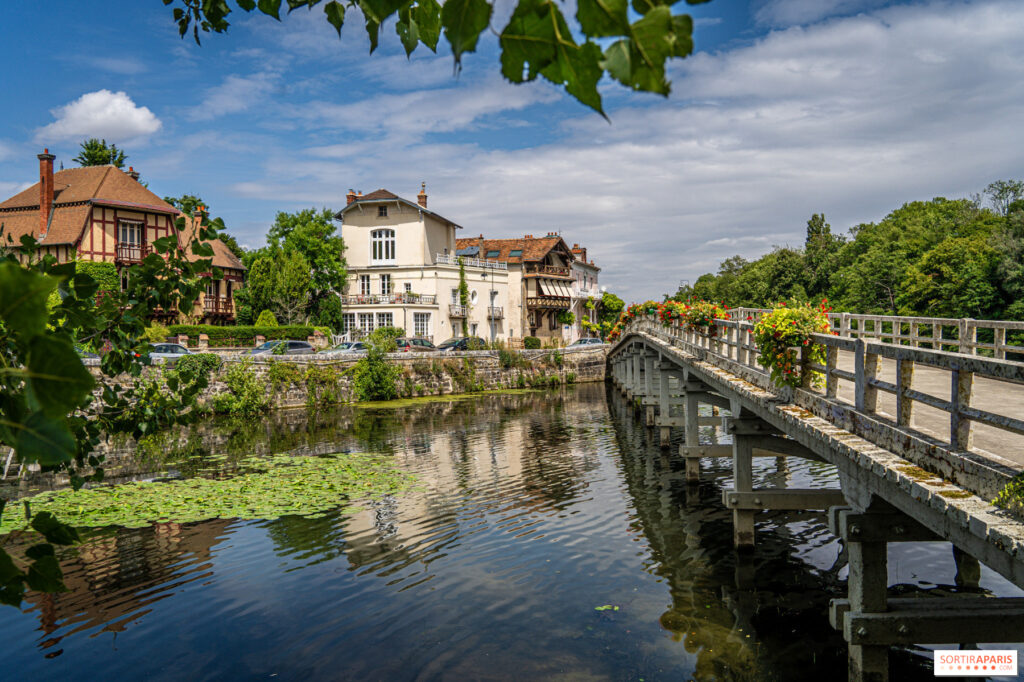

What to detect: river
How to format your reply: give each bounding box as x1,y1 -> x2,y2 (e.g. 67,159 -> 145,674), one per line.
1,384 -> 1020,680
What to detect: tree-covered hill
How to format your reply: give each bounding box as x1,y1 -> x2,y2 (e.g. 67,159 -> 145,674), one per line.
671,181 -> 1024,320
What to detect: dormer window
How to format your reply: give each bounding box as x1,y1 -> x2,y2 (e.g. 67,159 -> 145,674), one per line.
378,205 -> 388,217
371,228 -> 395,265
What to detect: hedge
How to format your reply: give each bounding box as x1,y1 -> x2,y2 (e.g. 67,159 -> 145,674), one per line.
524,336 -> 541,349
167,324 -> 329,347
75,261 -> 119,295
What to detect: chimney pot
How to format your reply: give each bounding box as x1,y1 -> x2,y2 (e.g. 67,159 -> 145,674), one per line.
346,189 -> 357,205
417,181 -> 427,209
37,149 -> 56,238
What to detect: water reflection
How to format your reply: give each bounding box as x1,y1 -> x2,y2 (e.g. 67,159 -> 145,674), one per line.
0,385 -> 995,680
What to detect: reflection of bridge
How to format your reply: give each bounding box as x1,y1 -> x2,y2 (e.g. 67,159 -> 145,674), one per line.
607,313 -> 1024,682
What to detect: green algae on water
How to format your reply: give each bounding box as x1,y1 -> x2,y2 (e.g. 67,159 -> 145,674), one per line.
0,452 -> 415,533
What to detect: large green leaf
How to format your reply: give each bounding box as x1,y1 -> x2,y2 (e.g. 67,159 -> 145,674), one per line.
442,0 -> 492,64
24,547 -> 67,594
26,336 -> 95,418
601,6 -> 675,95
396,0 -> 441,55
14,411 -> 76,466
576,0 -> 629,38
30,511 -> 80,546
324,0 -> 345,35
0,262 -> 58,340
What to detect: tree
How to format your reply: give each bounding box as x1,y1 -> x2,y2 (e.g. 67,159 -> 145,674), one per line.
244,255 -> 277,322
985,180 -> 1024,216
163,0 -> 713,115
74,138 -> 127,168
804,213 -> 843,298
267,208 -> 346,324
898,236 -> 998,318
164,195 -> 246,259
272,251 -> 313,324
255,309 -> 279,327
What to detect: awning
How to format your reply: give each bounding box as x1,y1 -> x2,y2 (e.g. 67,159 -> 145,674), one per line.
539,279 -> 570,298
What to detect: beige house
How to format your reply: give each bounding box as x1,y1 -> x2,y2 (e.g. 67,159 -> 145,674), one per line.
0,149 -> 245,324
336,187 -> 512,343
568,243 -> 602,343
455,233 -> 582,345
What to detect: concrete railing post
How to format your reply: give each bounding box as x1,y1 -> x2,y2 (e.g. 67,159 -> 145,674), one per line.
198,334 -> 209,350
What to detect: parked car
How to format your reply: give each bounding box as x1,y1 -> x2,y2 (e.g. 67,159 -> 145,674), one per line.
318,341 -> 367,356
148,342 -> 192,364
568,337 -> 605,347
437,337 -> 487,352
395,338 -> 437,352
245,340 -> 316,356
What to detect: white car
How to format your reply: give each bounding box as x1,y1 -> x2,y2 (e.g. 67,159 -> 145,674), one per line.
148,342 -> 192,364
568,338 -> 605,347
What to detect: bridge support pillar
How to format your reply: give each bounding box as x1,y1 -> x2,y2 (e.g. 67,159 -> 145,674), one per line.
684,391 -> 701,484
732,434 -> 755,549
658,366 -> 672,448
953,546 -> 981,589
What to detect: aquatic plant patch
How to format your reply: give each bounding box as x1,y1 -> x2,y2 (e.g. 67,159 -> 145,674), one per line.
0,453 -> 415,533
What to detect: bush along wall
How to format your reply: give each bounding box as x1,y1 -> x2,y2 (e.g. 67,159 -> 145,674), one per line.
167,324 -> 330,347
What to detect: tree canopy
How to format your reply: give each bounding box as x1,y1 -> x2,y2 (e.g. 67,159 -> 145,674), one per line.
163,0 -> 712,115
164,194 -> 246,258
668,181 -> 1024,321
74,138 -> 127,168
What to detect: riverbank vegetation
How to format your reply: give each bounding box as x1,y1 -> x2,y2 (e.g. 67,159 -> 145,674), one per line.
670,182 -> 1024,320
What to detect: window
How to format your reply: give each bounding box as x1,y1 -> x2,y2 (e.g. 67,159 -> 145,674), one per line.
509,249 -> 522,257
486,250 -> 500,258
360,275 -> 371,296
376,312 -> 393,328
450,288 -> 459,304
380,274 -> 392,295
549,312 -> 557,330
470,323 -> 478,337
371,229 -> 395,264
120,269 -> 130,291
404,283 -> 412,293
342,313 -> 356,334
378,205 -> 388,217
414,312 -> 430,337
118,220 -> 142,245
358,313 -> 374,333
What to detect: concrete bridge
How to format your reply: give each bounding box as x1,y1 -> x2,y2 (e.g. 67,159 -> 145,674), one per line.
607,311 -> 1024,682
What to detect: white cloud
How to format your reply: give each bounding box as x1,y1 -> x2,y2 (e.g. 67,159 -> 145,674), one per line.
86,56 -> 147,74
36,90 -> 162,143
754,0 -> 889,27
186,72 -> 281,121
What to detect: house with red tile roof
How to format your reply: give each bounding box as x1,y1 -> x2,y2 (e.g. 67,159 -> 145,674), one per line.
0,150 -> 245,323
335,186 -> 512,343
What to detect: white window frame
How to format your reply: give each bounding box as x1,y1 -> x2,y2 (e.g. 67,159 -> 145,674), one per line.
118,220 -> 143,246
371,229 -> 396,265
376,312 -> 393,329
450,288 -> 459,304
358,313 -> 374,333
342,313 -> 356,334
380,274 -> 392,295
414,312 -> 430,337
404,282 -> 412,293
360,275 -> 371,296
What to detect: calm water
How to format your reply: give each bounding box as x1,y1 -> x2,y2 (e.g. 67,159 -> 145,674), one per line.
2,385 -> 1021,681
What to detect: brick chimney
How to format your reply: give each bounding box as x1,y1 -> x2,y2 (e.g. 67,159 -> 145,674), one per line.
525,234 -> 533,239
127,166 -> 140,181
37,148 -> 55,238
346,189 -> 357,205
417,182 -> 427,208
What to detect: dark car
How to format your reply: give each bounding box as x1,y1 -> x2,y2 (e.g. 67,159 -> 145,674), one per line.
568,337 -> 605,347
245,340 -> 316,356
437,337 -> 487,352
395,338 -> 437,353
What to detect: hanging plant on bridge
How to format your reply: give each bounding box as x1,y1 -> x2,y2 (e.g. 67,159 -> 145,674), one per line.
658,301 -> 687,326
681,300 -> 729,337
752,301 -> 833,389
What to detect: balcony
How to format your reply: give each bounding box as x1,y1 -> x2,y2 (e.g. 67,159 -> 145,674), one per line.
342,293 -> 437,305
115,243 -> 149,264
449,304 -> 468,317
526,296 -> 571,310
571,286 -> 601,299
524,263 -> 571,278
435,253 -> 507,271
487,306 -> 503,319
203,296 -> 234,317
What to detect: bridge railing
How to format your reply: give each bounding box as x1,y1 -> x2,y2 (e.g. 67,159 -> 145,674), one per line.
630,314 -> 1024,485
724,307 -> 1024,359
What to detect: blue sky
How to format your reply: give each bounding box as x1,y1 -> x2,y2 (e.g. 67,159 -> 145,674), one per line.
2,0 -> 1022,301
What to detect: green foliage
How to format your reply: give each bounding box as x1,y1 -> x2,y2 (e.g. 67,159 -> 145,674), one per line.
524,336 -> 541,349
993,472 -> 1024,517
516,374 -> 527,388
0,206 -> 222,606
255,309 -> 279,327
304,365 -> 342,407
211,359 -> 270,416
752,302 -> 833,389
163,195 -> 246,259
353,328 -> 402,401
546,349 -> 564,368
172,353 -> 220,386
265,360 -> 301,394
0,453 -> 415,532
565,371 -> 577,384
458,257 -> 469,336
163,0 -> 709,114
557,310 -> 575,325
498,348 -> 528,369
985,180 -> 1024,216
143,323 -> 171,343
167,324 -> 319,347
74,138 -> 126,168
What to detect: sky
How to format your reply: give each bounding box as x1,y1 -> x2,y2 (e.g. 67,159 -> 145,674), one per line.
1,0 -> 1022,302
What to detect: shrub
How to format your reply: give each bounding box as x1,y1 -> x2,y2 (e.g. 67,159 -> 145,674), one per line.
255,310 -> 279,327
516,374 -> 526,389
353,329 -> 401,401
546,350 -> 563,368
498,349 -> 528,370
266,361 -> 301,393
752,301 -> 833,389
74,260 -> 119,298
305,365 -> 342,407
167,324 -> 318,347
211,359 -> 270,416
565,371 -> 577,384
174,353 -> 220,385
557,310 -> 575,325
548,374 -> 561,388
524,336 -> 541,350
143,323 -> 171,343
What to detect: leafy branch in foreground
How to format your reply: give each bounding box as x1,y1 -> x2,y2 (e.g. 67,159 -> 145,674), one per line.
161,0 -> 713,114
0,213 -> 223,606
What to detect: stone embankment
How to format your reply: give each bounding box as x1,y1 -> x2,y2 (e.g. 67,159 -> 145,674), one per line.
87,347 -> 607,409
